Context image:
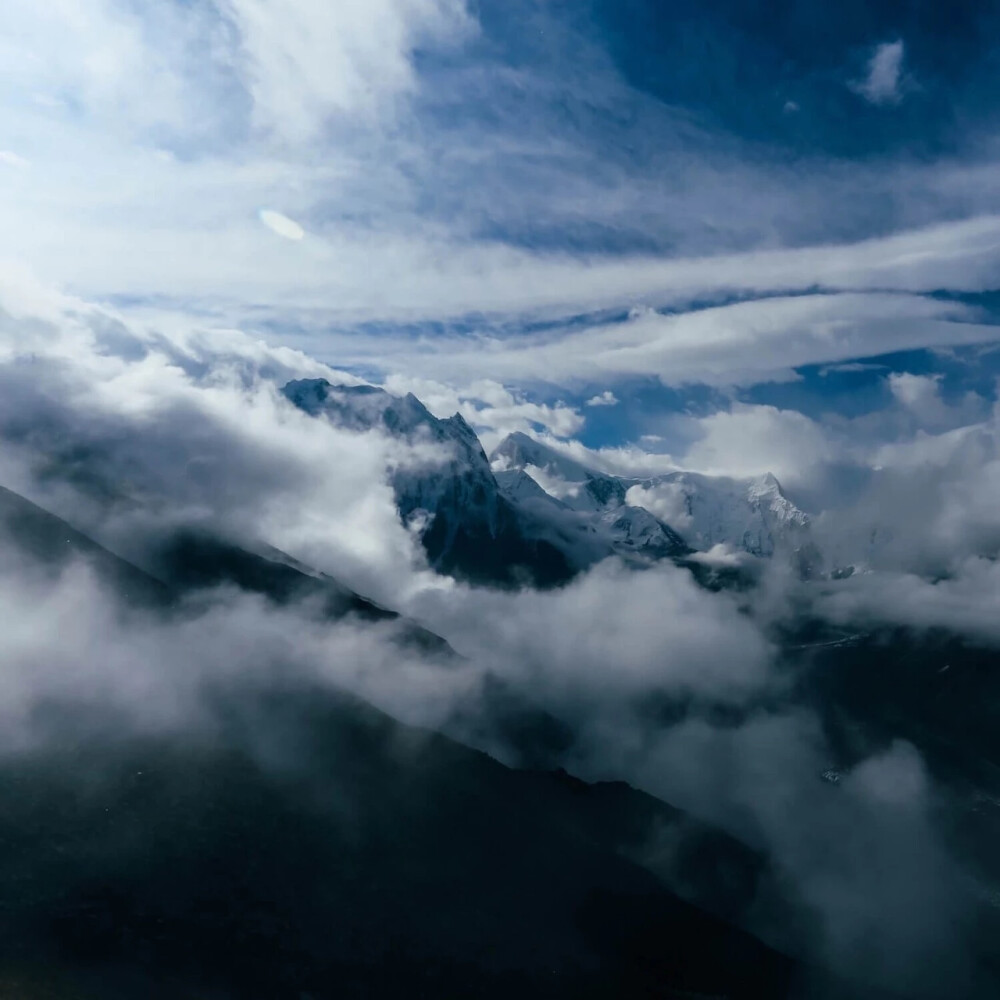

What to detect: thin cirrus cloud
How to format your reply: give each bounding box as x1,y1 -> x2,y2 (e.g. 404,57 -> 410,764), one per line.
326,290 -> 999,389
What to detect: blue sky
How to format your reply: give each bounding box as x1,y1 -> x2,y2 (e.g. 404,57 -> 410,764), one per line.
2,0 -> 1000,486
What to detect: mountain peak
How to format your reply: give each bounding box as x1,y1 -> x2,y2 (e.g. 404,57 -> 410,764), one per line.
490,433 -> 590,482
281,377 -> 333,415
282,379 -> 436,436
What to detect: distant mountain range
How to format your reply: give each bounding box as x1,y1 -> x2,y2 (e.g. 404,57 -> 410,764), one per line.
283,378 -> 817,586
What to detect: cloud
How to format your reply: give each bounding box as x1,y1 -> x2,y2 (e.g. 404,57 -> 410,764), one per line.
624,481 -> 694,531
411,558 -> 774,711
852,40 -> 906,106
216,0 -> 471,141
585,390 -> 618,407
1,7 -> 1000,993
815,556 -> 1000,643
259,208 -> 306,240
0,289 -> 440,610
382,374 -> 585,448
0,275 -> 993,994
681,403 -> 834,484
366,290 -> 997,391
4,1 -> 1000,367
819,361 -> 888,376
0,151 -> 29,169
887,370 -> 946,414
502,432 -> 680,479
685,543 -> 749,569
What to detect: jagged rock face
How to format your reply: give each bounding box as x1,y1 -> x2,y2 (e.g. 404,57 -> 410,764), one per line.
282,380 -> 574,587
284,379 -> 498,529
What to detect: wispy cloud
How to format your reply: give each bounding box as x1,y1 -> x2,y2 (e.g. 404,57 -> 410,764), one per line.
0,150 -> 30,169
216,0 -> 472,141
337,290 -> 998,389
852,40 -> 907,106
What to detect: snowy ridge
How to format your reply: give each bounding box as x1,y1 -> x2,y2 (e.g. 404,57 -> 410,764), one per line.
491,432 -> 810,559
284,381 -> 808,584
283,381 -> 689,583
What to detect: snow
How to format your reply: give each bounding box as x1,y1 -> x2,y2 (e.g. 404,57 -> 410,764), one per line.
489,433 -> 811,559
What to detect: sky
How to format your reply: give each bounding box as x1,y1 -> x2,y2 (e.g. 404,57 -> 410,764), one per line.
2,0 -> 1000,474
2,0 -> 1000,575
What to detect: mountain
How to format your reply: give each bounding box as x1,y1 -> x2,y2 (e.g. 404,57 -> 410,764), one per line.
0,483 -> 453,654
0,678 -> 857,1000
283,380 -> 688,584
491,431 -> 811,559
0,484 -> 173,608
283,379 -> 581,587
148,528 -> 455,655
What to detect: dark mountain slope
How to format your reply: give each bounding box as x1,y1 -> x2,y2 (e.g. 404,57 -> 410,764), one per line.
0,682 -> 826,1000
148,528 -> 453,654
0,484 -> 172,608
0,483 -> 452,653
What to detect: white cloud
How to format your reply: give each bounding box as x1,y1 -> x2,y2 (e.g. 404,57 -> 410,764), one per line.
685,543 -> 749,569
216,0 -> 471,141
412,558 -> 772,706
349,290 -> 996,390
820,362 -> 888,376
682,404 -> 834,483
1,0 -> 1000,390
0,270 -> 987,995
815,556 -> 1000,643
853,40 -> 906,106
2,0 -> 1000,364
625,481 -> 694,531
259,208 -> 306,241
520,463 -> 582,502
887,371 -> 944,412
382,374 -> 584,448
509,433 -> 680,479
0,151 -> 30,170
585,390 -> 618,407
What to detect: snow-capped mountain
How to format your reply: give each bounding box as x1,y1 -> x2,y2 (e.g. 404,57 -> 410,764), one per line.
283,380 -> 813,585
491,432 -> 810,559
491,432 -> 629,512
490,467 -> 689,564
283,379 -> 578,586
284,377 -> 502,543
630,470 -> 810,558
283,380 -> 688,584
